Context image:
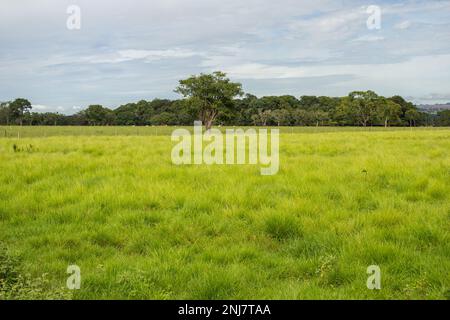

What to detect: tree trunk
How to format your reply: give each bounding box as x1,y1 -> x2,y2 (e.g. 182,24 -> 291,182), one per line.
203,109 -> 217,131
385,119 -> 388,128
205,118 -> 213,131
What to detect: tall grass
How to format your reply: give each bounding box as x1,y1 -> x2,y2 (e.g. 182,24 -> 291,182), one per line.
1,125 -> 448,138
0,127 -> 449,299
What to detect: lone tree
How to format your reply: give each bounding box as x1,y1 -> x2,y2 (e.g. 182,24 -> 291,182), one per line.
9,98 -> 32,126
175,71 -> 243,130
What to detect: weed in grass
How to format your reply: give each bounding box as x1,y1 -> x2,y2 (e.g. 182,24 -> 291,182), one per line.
0,244 -> 70,300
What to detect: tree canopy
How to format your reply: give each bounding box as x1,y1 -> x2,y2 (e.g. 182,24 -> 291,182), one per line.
175,71 -> 243,130
0,73 -> 446,127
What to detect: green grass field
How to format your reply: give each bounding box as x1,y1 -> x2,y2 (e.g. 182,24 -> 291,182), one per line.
0,126 -> 449,299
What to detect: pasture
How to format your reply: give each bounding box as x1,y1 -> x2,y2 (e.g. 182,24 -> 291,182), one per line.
0,126 -> 449,299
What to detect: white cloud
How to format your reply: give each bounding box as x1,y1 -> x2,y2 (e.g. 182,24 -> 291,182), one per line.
416,93 -> 450,102
221,54 -> 450,97
1,0 -> 450,109
83,49 -> 201,64
395,21 -> 412,30
352,35 -> 385,42
287,7 -> 365,41
32,104 -> 66,112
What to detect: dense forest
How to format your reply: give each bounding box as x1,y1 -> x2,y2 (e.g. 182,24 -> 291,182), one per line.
1,92 -> 450,127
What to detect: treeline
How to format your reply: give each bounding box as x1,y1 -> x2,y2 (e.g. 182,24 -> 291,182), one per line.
1,91 -> 450,127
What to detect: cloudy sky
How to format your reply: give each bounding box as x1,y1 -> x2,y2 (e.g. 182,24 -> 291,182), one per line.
1,0 -> 450,113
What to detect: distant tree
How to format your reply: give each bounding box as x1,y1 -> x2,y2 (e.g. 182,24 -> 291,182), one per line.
312,110 -> 329,126
271,109 -> 291,126
150,112 -> 177,125
134,100 -> 154,125
9,98 -> 32,125
251,109 -> 273,126
27,112 -> 68,126
417,111 -> 434,127
114,102 -> 141,125
251,96 -> 281,112
1,93 -> 426,127
347,91 -> 380,127
67,113 -> 88,125
405,109 -> 420,127
82,105 -> 114,126
233,94 -> 258,125
378,99 -> 402,127
333,97 -> 353,126
172,99 -> 197,125
0,101 -> 11,125
299,96 -> 320,110
317,96 -> 340,112
436,110 -> 450,126
277,95 -> 299,110
292,109 -> 313,126
389,95 -> 417,124
42,112 -> 64,126
175,71 -> 243,130
27,112 -> 41,125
